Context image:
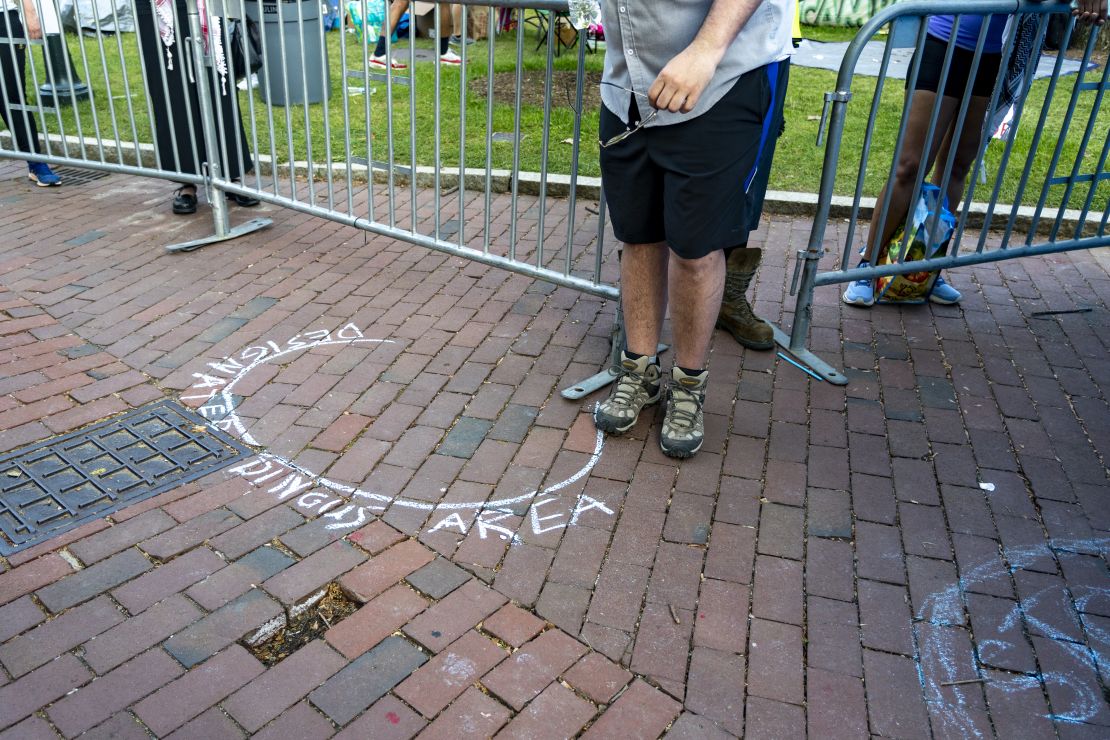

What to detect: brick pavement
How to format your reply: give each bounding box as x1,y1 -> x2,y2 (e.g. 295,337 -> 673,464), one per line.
1,159 -> 1109,738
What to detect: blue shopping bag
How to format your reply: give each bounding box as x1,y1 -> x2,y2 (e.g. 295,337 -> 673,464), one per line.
875,185 -> 956,304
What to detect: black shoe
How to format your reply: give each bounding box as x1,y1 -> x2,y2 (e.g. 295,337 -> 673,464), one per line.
227,191 -> 260,207
172,187 -> 197,214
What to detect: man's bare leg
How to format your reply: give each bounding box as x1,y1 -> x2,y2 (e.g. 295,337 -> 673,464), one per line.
593,241 -> 667,436
652,248 -> 722,458
668,250 -> 725,369
621,241 -> 669,357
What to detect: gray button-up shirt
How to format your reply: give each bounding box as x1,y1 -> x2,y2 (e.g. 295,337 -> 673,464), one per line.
601,1 -> 794,127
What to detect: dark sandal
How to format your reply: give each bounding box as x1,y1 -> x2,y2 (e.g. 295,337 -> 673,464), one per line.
172,187 -> 198,215
227,191 -> 260,207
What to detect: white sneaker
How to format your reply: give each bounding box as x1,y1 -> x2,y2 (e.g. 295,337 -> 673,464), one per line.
439,48 -> 462,65
236,72 -> 259,91
369,54 -> 407,70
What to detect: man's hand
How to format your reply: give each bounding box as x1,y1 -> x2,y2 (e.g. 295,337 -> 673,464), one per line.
648,41 -> 720,113
646,0 -> 763,113
22,2 -> 43,40
1074,0 -> 1107,25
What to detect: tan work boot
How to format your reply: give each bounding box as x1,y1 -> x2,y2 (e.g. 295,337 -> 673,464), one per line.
660,366 -> 707,458
593,351 -> 662,435
716,247 -> 774,350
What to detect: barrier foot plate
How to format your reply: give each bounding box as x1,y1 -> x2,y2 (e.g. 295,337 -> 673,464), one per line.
165,217 -> 273,253
561,343 -> 669,400
771,325 -> 849,386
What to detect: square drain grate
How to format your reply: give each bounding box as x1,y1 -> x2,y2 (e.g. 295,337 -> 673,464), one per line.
52,167 -> 111,186
0,400 -> 250,556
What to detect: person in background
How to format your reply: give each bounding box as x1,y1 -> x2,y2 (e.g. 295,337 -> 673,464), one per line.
715,0 -> 799,350
843,0 -> 1106,308
593,0 -> 795,458
0,0 -> 61,186
370,1 -> 461,69
136,0 -> 260,214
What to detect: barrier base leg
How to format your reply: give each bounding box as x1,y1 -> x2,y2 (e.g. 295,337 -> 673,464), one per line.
771,324 -> 849,386
561,342 -> 670,400
165,217 -> 273,253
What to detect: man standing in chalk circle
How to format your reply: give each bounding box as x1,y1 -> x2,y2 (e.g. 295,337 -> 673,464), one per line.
592,0 -> 794,459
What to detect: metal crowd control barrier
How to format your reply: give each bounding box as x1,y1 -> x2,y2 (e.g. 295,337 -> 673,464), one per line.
776,0 -> 1109,385
0,0 -> 628,394
0,0 -> 612,280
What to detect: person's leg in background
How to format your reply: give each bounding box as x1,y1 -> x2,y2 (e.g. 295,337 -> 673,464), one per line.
920,91 -> 992,305
370,2 -> 459,66
449,3 -> 474,46
0,8 -> 59,186
929,94 -> 993,213
436,3 -> 460,63
842,87 -> 958,305
370,0 -> 410,68
717,58 -> 790,350
864,90 -> 958,264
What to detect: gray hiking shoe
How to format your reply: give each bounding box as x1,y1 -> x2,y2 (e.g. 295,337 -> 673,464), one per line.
593,351 -> 662,434
660,366 -> 707,458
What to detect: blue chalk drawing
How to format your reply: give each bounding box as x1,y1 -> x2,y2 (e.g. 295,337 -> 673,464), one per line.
915,537 -> 1110,735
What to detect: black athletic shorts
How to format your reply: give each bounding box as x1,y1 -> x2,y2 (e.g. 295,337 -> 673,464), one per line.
911,34 -> 1004,100
599,62 -> 779,260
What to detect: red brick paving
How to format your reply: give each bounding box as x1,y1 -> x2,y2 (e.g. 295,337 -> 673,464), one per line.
1,160 -> 1109,737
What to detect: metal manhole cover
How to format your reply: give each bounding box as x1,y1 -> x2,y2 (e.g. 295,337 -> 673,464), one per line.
0,400 -> 250,556
52,167 -> 111,186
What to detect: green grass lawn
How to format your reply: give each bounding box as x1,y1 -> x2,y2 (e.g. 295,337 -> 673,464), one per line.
40,21 -> 1107,211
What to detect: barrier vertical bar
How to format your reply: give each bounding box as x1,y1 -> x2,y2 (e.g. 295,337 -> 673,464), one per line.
507,16 -> 524,260
83,2 -> 119,163
406,0 -> 417,234
110,0 -> 143,165
294,0 -> 316,204
456,2 -> 468,250
222,4 -> 251,201
338,0 -> 355,215
125,0 -> 163,170
534,19 -> 555,269
481,5 -> 495,253
841,24 -> 895,268
315,0 -> 337,212
565,32 -> 586,280
383,0 -> 398,228
235,0 -> 264,195
273,0 -> 296,200
433,3 -> 442,241
358,0 -> 374,223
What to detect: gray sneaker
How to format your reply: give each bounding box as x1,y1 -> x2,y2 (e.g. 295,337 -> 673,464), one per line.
660,366 -> 707,458
593,351 -> 662,434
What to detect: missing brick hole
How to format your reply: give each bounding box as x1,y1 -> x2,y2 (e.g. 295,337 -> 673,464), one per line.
245,583 -> 358,667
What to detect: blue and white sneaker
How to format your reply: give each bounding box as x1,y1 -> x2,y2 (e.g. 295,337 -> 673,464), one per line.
28,162 -> 60,187
929,275 -> 962,305
842,261 -> 875,307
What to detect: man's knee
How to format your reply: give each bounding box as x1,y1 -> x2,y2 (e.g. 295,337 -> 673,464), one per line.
671,249 -> 724,273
